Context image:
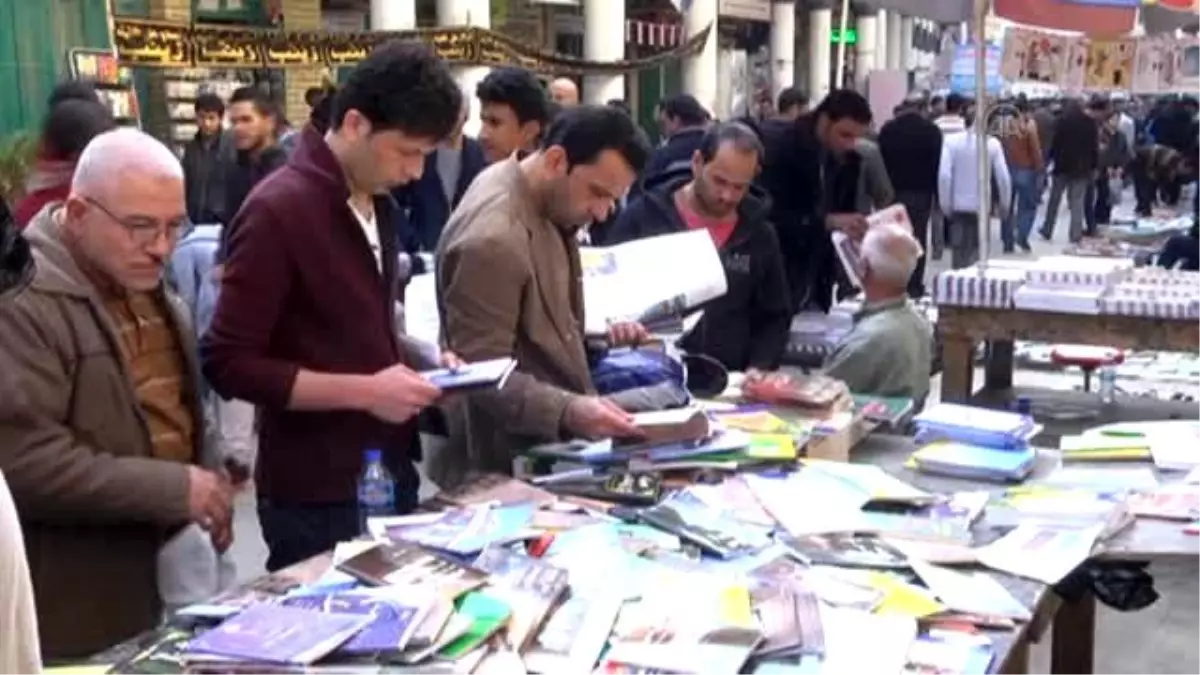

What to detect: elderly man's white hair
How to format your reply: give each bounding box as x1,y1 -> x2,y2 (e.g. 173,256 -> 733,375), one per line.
71,127 -> 183,197
861,222 -> 923,285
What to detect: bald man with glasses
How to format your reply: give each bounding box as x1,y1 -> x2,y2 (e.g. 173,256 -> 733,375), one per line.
0,128 -> 230,659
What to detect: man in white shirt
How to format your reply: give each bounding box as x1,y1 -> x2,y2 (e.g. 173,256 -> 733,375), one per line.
928,93 -> 970,261
938,116 -> 1012,269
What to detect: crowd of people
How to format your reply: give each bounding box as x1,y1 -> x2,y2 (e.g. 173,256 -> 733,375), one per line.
0,38 -> 1196,670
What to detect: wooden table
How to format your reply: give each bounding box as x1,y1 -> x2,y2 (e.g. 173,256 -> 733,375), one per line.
936,306 -> 1199,404
853,433 -> 1200,675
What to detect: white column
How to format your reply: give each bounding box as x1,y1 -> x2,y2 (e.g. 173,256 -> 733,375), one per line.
900,16 -> 914,71
438,0 -> 490,137
770,1 -> 796,100
583,0 -> 625,105
875,9 -> 889,71
886,12 -> 903,70
808,7 -> 832,100
371,0 -> 416,29
683,0 -> 719,117
716,47 -> 734,119
854,12 -> 878,90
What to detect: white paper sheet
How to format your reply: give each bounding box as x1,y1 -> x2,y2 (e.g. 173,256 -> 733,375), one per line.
579,230 -> 727,336
974,522 -> 1104,585
910,561 -> 1032,621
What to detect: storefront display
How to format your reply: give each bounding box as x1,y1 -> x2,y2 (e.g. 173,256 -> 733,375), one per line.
68,48 -> 140,126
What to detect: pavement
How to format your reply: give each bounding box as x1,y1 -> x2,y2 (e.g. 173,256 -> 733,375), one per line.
223,188 -> 1199,673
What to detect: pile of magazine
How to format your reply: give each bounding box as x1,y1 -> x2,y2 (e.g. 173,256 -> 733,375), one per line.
908,403 -> 1042,482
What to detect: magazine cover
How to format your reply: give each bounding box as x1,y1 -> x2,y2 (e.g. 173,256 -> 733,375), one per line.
782,533 -> 910,569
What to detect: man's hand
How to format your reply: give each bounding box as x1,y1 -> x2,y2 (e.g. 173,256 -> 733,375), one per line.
825,213 -> 869,240
563,396 -> 644,440
364,363 -> 442,423
607,321 -> 648,347
188,466 -> 234,534
210,520 -> 234,554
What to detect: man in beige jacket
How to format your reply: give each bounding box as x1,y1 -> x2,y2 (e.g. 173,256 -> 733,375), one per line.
434,106 -> 652,488
0,129 -> 231,658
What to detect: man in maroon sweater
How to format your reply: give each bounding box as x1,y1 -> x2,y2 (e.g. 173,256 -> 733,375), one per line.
201,42 -> 464,571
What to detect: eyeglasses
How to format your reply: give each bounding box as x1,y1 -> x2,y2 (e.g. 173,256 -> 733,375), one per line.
83,196 -> 186,247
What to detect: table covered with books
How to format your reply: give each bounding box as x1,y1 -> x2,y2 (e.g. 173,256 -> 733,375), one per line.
76,396 -> 1199,675
932,258 -> 1200,404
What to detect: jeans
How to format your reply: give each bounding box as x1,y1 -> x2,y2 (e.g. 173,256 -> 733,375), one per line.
895,190 -> 934,297
1041,174 -> 1091,243
947,212 -> 980,269
258,462 -> 419,572
1002,168 -> 1040,248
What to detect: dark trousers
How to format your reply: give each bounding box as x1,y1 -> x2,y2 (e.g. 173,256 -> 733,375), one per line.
1085,174 -> 1111,234
1131,158 -> 1156,217
895,189 -> 933,297
258,463 -> 419,572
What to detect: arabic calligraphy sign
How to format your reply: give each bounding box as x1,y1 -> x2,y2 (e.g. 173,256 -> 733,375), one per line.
111,17 -> 711,74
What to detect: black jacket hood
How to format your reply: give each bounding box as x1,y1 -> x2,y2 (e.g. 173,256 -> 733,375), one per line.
639,162 -> 774,231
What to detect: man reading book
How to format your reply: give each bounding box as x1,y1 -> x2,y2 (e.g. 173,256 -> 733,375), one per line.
435,106 -> 652,489
823,222 -> 932,405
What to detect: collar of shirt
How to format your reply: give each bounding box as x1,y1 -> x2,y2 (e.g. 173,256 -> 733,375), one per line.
855,295 -> 909,322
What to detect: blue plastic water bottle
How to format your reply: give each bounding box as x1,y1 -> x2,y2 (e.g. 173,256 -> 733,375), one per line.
357,449 -> 395,534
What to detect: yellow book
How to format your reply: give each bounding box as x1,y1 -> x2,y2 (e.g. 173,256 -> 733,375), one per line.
865,572 -> 947,618
713,410 -> 791,434
746,433 -> 797,460
717,583 -> 757,628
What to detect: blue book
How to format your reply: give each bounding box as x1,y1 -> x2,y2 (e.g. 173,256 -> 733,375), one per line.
185,604 -> 370,665
914,404 -> 1039,450
420,358 -> 517,392
912,442 -> 1037,483
281,590 -> 424,654
903,632 -> 994,674
384,502 -> 536,555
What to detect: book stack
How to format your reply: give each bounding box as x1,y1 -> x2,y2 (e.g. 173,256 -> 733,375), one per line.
909,404 -> 1040,482
1100,268 -> 1200,319
932,264 -> 1029,309
1013,256 -> 1133,315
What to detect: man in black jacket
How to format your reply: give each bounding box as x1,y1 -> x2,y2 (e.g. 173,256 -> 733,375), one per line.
181,93 -> 230,226
757,89 -> 873,312
1040,100 -> 1098,243
642,94 -> 710,184
605,122 -> 792,375
878,100 -> 942,297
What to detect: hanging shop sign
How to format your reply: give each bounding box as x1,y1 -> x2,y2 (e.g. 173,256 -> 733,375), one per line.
110,17 -> 712,74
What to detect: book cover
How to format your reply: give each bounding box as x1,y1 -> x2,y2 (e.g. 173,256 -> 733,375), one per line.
335,542 -> 487,599
184,604 -> 371,665
420,358 -> 517,392
384,503 -> 537,555
472,547 -> 570,649
280,589 -> 426,654
638,491 -> 771,559
437,592 -> 512,660
432,473 -> 558,508
781,533 -> 910,569
901,632 -> 994,675
617,408 -> 713,449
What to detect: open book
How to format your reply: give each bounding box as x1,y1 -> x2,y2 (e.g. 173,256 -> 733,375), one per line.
831,203 -> 914,290
579,229 -> 727,337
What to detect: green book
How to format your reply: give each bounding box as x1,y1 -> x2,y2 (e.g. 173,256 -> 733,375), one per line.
438,592 -> 512,660
852,394 -> 915,426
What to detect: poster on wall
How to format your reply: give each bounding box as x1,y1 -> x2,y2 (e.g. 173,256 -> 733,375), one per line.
1132,36 -> 1169,93
999,30 -> 1068,83
1084,39 -> 1136,90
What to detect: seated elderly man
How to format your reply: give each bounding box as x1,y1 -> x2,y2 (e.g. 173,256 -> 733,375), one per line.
824,222 -> 932,404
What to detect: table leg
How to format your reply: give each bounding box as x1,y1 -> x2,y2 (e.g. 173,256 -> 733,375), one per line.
984,339 -> 1015,392
1051,591 -> 1097,675
1000,636 -> 1031,674
939,335 -> 975,403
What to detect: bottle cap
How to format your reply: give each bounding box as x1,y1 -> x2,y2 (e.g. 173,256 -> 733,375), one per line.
365,449 -> 382,463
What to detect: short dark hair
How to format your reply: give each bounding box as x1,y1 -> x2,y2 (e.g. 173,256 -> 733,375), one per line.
40,99 -> 115,160
229,86 -> 276,117
658,94 -> 709,126
815,89 -> 873,125
606,98 -> 632,116
310,88 -> 336,133
945,93 -> 968,114
331,40 -> 462,140
540,104 -> 650,174
304,86 -> 325,108
475,66 -> 549,126
48,80 -> 100,108
194,92 -> 225,117
930,95 -> 945,107
777,87 -> 808,112
697,121 -> 764,163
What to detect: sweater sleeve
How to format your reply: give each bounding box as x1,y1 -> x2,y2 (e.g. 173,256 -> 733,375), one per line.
200,200 -> 299,409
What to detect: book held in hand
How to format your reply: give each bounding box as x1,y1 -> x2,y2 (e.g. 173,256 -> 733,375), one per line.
420,358 -> 517,392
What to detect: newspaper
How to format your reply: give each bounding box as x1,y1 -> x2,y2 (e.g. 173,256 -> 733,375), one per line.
830,204 -> 914,291
579,229 -> 727,337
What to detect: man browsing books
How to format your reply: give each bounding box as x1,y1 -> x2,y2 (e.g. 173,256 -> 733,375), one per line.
434,105 -> 652,489
603,122 -> 792,379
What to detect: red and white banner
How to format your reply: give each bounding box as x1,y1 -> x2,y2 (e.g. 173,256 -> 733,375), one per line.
625,20 -> 685,48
